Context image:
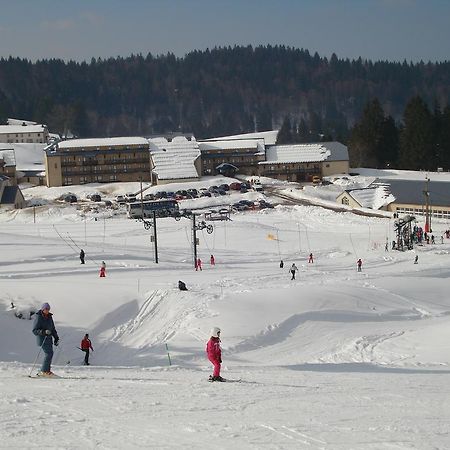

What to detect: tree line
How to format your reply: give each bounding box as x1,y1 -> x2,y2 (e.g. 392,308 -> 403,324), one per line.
277,96 -> 450,171
0,45 -> 448,169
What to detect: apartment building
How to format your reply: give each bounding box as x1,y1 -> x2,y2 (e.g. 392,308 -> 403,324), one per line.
44,137 -> 151,187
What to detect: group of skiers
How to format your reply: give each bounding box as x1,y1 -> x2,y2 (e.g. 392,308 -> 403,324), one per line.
32,303 -> 94,377
79,249 -> 107,278
195,255 -> 215,271
32,302 -> 223,381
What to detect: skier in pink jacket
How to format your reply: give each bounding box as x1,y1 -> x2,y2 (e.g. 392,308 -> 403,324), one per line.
206,327 -> 224,381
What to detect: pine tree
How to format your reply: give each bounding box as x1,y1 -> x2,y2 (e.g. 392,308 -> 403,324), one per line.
276,116 -> 293,144
399,96 -> 435,170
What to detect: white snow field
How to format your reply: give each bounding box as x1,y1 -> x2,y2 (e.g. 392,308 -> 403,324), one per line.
1,189 -> 450,449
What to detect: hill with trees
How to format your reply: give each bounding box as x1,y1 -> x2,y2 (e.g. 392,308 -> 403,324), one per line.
0,45 -> 448,168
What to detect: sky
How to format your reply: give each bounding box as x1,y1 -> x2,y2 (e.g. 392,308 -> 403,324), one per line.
0,0 -> 449,63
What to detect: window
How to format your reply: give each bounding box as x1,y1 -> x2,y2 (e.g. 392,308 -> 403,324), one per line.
341,197 -> 349,205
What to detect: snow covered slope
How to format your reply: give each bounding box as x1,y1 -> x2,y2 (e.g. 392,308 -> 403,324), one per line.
1,200 -> 449,448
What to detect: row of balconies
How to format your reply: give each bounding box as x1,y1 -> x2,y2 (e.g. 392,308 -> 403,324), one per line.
61,158 -> 150,167
62,167 -> 149,176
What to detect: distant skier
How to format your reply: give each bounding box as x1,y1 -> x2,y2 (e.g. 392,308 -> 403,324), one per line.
308,253 -> 314,263
32,303 -> 59,376
80,333 -> 93,365
79,249 -> 85,264
210,254 -> 215,266
99,261 -> 106,277
206,327 -> 224,382
431,235 -> 435,244
290,263 -> 298,280
414,255 -> 419,264
178,280 -> 188,291
392,240 -> 396,250
357,258 -> 362,272
196,257 -> 202,271
280,260 -> 284,269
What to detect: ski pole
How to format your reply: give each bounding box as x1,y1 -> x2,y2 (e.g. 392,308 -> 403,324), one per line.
165,343 -> 172,366
28,335 -> 47,377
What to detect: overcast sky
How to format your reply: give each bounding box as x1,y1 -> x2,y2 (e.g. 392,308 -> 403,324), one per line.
0,0 -> 449,62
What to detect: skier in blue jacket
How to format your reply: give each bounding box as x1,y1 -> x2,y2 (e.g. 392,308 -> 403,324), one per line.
32,303 -> 59,376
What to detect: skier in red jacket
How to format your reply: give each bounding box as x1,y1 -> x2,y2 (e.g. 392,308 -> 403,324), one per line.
80,333 -> 94,365
206,327 -> 223,381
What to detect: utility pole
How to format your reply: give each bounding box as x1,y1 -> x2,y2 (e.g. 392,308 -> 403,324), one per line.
140,176 -> 144,220
153,211 -> 158,263
424,178 -> 431,233
192,214 -> 198,269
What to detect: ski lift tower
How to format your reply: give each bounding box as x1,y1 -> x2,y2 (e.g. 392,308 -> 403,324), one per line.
394,214 -> 416,250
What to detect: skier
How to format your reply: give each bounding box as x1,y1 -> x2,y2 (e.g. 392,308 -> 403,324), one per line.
357,258 -> 362,272
99,261 -> 106,277
79,249 -> 85,264
206,327 -> 224,382
80,333 -> 93,365
32,303 -> 59,376
308,253 -> 314,263
210,254 -> 215,266
279,260 -> 284,269
414,255 -> 419,264
431,235 -> 435,244
196,257 -> 202,271
178,280 -> 188,291
290,263 -> 298,280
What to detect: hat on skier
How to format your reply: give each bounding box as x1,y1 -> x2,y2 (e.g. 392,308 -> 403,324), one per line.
41,302 -> 51,311
211,327 -> 221,337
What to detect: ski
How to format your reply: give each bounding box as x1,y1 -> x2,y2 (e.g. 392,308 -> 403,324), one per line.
208,376 -> 241,383
27,374 -> 88,380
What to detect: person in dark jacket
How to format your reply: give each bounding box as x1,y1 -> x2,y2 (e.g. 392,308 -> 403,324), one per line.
32,303 -> 59,376
178,280 -> 188,291
80,249 -> 85,264
80,333 -> 93,365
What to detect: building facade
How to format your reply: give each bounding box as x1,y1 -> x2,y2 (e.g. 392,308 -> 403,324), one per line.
44,137 -> 151,187
259,142 -> 349,182
0,124 -> 49,144
0,149 -> 16,183
199,139 -> 266,176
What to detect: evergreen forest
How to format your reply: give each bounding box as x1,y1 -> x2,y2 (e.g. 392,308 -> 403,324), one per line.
0,45 -> 449,169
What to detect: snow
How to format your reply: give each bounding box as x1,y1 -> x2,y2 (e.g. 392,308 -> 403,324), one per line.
57,137 -> 149,149
0,124 -> 46,134
5,142 -> 46,172
1,176 -> 450,448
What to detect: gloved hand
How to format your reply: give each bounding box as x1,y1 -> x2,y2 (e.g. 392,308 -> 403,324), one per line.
54,339 -> 59,347
45,329 -> 52,335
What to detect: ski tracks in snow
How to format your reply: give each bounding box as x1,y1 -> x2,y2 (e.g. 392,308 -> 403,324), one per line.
260,423 -> 327,448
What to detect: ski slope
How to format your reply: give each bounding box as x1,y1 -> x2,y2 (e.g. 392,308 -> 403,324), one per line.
1,194 -> 450,449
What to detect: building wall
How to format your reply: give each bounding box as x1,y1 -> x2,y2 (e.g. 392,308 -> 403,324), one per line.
336,193 -> 362,208
322,160 -> 349,176
260,162 -> 321,182
0,129 -> 48,144
156,177 -> 199,185
388,202 -> 450,219
201,148 -> 263,176
45,144 -> 151,187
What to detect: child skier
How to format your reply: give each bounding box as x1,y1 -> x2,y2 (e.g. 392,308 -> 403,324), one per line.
99,261 -> 106,277
206,327 -> 224,382
80,333 -> 94,365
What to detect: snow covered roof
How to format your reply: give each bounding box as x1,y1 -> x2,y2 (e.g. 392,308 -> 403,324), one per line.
0,124 -> 46,134
380,179 -> 450,207
203,130 -> 279,146
149,136 -> 200,180
0,185 -> 20,204
6,143 -> 46,172
0,148 -> 16,167
198,139 -> 264,151
7,118 -> 38,126
343,185 -> 395,210
57,137 -> 149,150
262,143 -> 329,164
320,142 -> 349,161
262,142 -> 348,165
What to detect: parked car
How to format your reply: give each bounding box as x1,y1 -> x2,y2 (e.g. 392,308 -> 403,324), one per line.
125,196 -> 137,203
240,186 -> 248,193
229,182 -> 241,190
200,191 -> 212,197
208,185 -> 219,192
232,202 -> 248,211
64,194 -> 77,203
89,194 -> 102,202
219,184 -> 230,191
115,195 -> 126,204
252,182 -> 263,192
217,189 -> 227,196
